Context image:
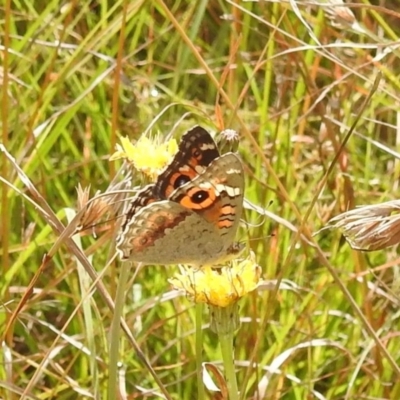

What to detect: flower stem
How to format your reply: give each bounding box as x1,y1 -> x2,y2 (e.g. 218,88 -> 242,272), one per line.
195,303 -> 205,400
108,260 -> 131,398
209,303 -> 240,399
219,330 -> 239,400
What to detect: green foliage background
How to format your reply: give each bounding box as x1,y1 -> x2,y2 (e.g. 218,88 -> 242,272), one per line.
1,0 -> 400,398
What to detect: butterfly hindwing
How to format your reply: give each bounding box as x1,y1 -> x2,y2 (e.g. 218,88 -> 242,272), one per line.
116,201 -> 224,265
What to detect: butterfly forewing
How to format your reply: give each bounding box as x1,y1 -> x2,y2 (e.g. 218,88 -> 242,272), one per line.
169,153 -> 244,246
154,126 -> 220,198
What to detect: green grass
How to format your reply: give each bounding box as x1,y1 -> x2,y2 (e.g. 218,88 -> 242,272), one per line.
2,0 -> 400,398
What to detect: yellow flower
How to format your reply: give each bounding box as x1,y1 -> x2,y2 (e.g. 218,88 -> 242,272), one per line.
110,135 -> 178,180
169,252 -> 261,308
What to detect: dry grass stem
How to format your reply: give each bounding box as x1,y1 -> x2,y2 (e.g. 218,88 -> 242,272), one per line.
328,200 -> 400,251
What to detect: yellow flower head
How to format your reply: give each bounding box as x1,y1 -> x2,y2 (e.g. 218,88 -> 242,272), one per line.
169,252 -> 261,308
110,134 -> 178,181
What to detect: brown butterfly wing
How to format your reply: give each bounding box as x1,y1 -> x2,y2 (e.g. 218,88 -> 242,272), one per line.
118,184 -> 156,235
169,153 -> 244,247
116,201 -> 224,265
154,126 -> 220,199
116,127 -> 244,266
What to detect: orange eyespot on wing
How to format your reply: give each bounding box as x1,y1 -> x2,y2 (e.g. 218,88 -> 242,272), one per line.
173,186 -> 238,232
162,170 -> 197,198
154,126 -> 220,198
177,187 -> 217,210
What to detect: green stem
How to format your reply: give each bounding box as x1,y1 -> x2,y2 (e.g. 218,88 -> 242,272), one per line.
108,261 -> 131,399
219,331 -> 239,400
209,303 -> 240,399
195,303 -> 205,400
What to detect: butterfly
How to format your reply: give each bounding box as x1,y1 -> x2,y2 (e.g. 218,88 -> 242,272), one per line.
115,126 -> 244,266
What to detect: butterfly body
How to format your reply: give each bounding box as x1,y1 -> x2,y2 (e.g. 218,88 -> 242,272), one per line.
116,126 -> 244,266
